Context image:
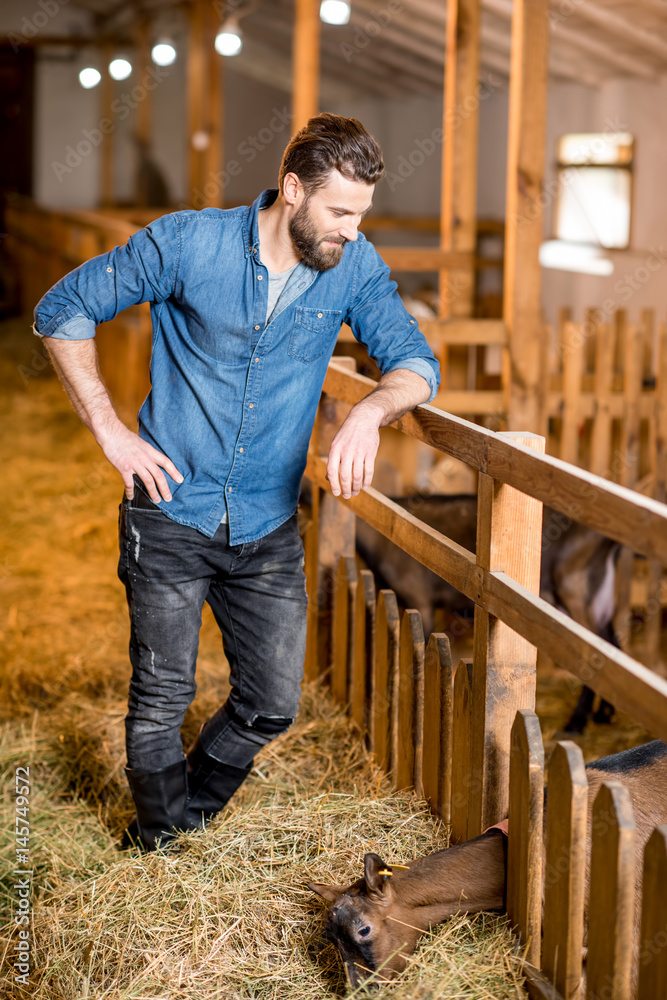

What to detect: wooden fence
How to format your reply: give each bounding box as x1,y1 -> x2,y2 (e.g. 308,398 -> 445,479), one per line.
304,360 -> 667,999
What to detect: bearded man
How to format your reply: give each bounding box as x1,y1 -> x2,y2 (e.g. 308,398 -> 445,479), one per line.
33,113 -> 440,850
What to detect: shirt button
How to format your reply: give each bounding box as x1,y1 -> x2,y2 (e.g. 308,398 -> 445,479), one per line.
317,312 -> 323,318
107,267 -> 112,272
249,403 -> 254,408
410,319 -> 415,324
228,487 -> 232,492
254,357 -> 259,362
257,275 -> 263,280
239,447 -> 243,453
254,324 -> 260,330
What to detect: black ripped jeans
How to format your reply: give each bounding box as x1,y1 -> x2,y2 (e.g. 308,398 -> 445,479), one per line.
117,488 -> 307,773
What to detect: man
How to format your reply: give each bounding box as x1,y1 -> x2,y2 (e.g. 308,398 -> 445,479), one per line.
34,113 -> 440,850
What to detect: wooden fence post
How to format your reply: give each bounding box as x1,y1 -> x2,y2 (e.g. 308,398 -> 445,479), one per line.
469,430 -> 544,835
371,589 -> 400,775
561,322 -> 584,466
645,323 -> 667,666
352,569 -> 376,734
396,610 -> 425,796
637,825 -> 667,1000
422,634 -> 454,821
450,658 -> 473,845
586,782 -> 635,1000
331,555 -> 357,705
507,709 -> 544,968
542,742 -> 588,1000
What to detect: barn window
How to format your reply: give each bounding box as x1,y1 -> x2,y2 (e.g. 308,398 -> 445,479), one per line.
554,132 -> 634,250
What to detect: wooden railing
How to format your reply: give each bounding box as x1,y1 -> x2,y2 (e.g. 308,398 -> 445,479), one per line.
303,360 -> 667,998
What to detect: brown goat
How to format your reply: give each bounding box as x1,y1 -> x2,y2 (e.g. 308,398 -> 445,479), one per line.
309,740 -> 667,992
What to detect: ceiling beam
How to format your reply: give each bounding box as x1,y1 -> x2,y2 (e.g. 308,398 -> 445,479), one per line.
571,0 -> 667,64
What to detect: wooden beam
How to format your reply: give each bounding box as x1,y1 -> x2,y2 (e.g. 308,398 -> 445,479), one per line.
321,363 -> 667,564
187,1 -> 206,200
100,42 -> 114,208
292,0 -> 320,135
206,1 -> 224,208
440,0 -> 480,319
503,0 -> 549,433
375,247 -> 473,271
573,0 -> 667,64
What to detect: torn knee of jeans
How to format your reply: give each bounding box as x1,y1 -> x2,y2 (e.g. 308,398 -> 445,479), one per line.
251,714 -> 295,736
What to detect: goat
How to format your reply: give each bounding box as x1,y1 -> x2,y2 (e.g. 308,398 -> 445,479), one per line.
309,739 -> 667,993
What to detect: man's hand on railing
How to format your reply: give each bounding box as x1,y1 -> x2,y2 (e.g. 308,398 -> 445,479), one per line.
326,368 -> 431,499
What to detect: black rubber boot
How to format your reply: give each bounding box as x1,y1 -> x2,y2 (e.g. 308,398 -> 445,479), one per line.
124,758 -> 190,851
182,734 -> 253,829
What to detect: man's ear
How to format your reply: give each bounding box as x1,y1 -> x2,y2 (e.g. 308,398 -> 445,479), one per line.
364,853 -> 395,903
308,882 -> 346,903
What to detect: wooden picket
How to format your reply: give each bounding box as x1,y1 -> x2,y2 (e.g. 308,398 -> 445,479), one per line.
371,590 -> 400,774
450,658 -> 473,845
542,743 -> 588,1000
637,826 -> 667,999
396,610 -> 425,796
586,783 -> 636,999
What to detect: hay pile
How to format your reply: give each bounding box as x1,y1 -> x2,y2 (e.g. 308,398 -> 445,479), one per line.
1,685 -> 526,1000
0,313 -> 649,999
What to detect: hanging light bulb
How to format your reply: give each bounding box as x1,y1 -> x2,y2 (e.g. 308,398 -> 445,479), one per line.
151,40 -> 177,66
215,19 -> 242,56
79,67 -> 101,89
109,57 -> 132,81
320,0 -> 350,25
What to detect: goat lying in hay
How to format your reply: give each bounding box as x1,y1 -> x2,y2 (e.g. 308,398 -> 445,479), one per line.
309,740 -> 667,994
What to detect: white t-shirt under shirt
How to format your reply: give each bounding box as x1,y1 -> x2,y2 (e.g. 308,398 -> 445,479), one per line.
220,261 -> 299,524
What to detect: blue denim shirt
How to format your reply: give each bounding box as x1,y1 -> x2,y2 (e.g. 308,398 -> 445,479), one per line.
34,189 -> 440,543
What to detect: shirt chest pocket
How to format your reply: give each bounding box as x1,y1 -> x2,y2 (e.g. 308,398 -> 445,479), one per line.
289,306 -> 343,364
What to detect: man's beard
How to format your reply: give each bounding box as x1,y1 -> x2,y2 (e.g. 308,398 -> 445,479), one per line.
289,199 -> 346,271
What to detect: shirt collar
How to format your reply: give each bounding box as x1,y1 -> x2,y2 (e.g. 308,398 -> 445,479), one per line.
243,188 -> 279,258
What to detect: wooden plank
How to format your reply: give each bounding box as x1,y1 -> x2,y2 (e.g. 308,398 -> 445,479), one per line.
431,389 -> 507,414
586,783 -> 635,1000
503,0 -> 549,434
450,658 -> 474,844
422,633 -> 453,820
469,431 -> 544,834
331,556 -> 357,705
187,1 -> 206,199
291,0 -> 320,134
352,569 -> 375,734
507,709 -> 544,968
645,323 -> 667,665
306,454 -> 667,741
372,589 -> 400,775
375,247 -> 474,272
542,742 -> 588,1000
560,322 -> 584,465
440,0 -> 480,319
100,42 -> 114,207
616,323 -> 644,646
396,610 -> 425,796
589,321 -> 614,478
321,363 -> 667,563
205,0 -> 223,208
419,319 -> 508,346
303,479 -> 320,681
637,825 -> 667,1000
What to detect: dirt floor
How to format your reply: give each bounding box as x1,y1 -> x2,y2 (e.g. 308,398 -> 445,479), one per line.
0,316 -> 655,999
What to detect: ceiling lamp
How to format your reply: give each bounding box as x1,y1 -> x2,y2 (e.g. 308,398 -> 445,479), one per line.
320,0 -> 350,25
151,41 -> 177,66
79,67 -> 101,89
109,57 -> 132,81
215,21 -> 242,56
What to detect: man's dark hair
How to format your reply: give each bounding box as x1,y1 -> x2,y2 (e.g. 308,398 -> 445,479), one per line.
278,112 -> 384,195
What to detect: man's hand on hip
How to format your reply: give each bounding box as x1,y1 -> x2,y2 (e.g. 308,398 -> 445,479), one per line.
98,421 -> 183,503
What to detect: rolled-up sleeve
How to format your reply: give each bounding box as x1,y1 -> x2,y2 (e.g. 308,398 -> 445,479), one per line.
343,236 -> 440,402
33,212 -> 180,339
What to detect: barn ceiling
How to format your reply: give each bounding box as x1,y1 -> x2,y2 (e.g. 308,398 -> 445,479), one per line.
64,0 -> 667,98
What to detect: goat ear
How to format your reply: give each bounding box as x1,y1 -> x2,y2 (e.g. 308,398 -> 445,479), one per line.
364,852 -> 394,902
308,881 -> 345,903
